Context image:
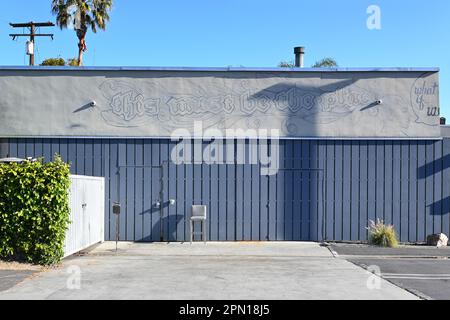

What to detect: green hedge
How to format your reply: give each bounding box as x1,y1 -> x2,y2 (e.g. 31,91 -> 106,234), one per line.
0,156 -> 71,265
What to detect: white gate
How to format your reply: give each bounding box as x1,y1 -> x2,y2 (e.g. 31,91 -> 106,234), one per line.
64,175 -> 105,257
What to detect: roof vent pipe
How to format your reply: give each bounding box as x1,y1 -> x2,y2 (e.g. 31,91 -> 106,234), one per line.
294,46 -> 305,68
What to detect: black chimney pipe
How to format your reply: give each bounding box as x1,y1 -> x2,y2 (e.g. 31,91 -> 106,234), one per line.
294,47 -> 305,67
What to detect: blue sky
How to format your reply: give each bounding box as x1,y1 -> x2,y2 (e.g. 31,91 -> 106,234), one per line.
1,0 -> 450,116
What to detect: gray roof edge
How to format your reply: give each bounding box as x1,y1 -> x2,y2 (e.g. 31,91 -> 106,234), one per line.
0,66 -> 440,73
441,126 -> 450,138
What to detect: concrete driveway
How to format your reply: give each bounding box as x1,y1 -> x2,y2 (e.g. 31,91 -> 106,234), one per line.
0,242 -> 418,300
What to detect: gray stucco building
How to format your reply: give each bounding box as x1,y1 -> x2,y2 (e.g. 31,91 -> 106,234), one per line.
0,66 -> 448,243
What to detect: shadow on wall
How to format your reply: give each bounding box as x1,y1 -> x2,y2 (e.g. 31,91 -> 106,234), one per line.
428,197 -> 450,216
417,154 -> 450,179
249,79 -> 357,136
247,77 -> 396,139
139,201 -> 184,242
418,153 -> 450,216
248,79 -> 362,241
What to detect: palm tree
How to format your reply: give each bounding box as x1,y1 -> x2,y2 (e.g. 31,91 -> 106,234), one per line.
52,0 -> 113,66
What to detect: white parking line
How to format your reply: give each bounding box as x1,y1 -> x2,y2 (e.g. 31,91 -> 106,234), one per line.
383,273 -> 450,280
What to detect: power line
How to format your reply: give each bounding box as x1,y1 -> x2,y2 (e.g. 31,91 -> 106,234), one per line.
9,21 -> 55,66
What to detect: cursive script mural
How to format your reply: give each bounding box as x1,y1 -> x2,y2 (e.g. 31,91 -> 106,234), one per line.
0,69 -> 440,138
99,81 -> 160,127
410,73 -> 440,126
95,74 -> 438,138
98,78 -> 373,128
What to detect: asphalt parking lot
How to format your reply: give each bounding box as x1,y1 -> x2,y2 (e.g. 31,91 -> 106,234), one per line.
329,243 -> 450,300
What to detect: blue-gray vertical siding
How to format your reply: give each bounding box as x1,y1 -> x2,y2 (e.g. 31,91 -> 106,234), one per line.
2,138 -> 450,243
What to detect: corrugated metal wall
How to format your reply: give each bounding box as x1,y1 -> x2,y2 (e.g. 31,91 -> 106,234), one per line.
2,138 -> 450,243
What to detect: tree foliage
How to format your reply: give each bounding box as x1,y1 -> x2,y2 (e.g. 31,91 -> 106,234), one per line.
40,57 -> 66,66
66,58 -> 80,66
0,156 -> 71,265
278,61 -> 295,68
311,57 -> 338,68
40,57 -> 80,66
278,57 -> 338,68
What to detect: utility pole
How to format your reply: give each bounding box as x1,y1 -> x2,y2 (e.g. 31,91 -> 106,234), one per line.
9,21 -> 55,66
